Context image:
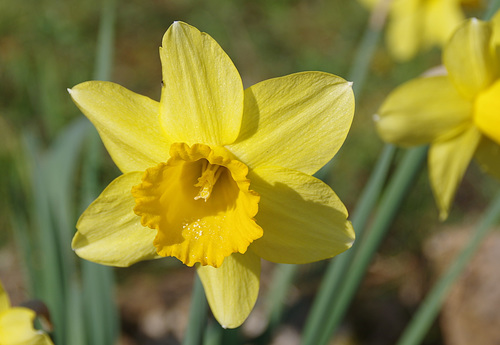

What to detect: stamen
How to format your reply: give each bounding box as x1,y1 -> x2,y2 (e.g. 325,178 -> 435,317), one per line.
194,160 -> 223,201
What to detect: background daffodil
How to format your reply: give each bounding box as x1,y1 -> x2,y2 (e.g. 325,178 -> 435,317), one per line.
0,281 -> 53,345
359,0 -> 477,61
375,12 -> 500,220
69,21 -> 355,328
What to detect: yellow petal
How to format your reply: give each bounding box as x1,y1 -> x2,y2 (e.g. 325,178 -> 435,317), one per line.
249,166 -> 354,264
69,82 -> 171,173
227,72 -> 354,175
73,172 -> 159,267
0,307 -> 53,345
474,79 -> 500,145
196,251 -> 260,329
0,282 -> 10,313
386,0 -> 422,61
159,22 -> 243,146
475,136 -> 500,180
132,143 -> 262,268
428,126 -> 481,220
443,17 -> 496,100
376,76 -> 472,146
423,0 -> 464,49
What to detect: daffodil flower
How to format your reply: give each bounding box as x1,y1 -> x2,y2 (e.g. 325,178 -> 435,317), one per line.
375,13 -> 500,220
359,0 -> 478,61
69,22 -> 355,328
0,281 -> 53,345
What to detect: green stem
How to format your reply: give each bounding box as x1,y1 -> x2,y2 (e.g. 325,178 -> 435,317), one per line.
183,274 -> 209,345
396,189 -> 500,345
301,144 -> 396,344
314,146 -> 428,345
202,322 -> 223,345
24,133 -> 66,344
267,264 -> 298,329
484,0 -> 500,20
94,0 -> 117,81
348,0 -> 390,97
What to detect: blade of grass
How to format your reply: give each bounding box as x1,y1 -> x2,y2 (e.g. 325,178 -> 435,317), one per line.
45,118 -> 92,345
266,263 -> 298,329
396,188 -> 500,345
23,132 -> 66,344
348,0 -> 390,97
45,117 -> 92,284
66,279 -> 87,345
8,209 -> 39,297
484,0 -> 500,20
94,0 -> 117,81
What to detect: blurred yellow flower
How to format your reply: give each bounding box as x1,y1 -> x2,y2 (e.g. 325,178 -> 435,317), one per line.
69,21 -> 355,328
375,13 -> 500,220
360,0 -> 478,61
0,282 -> 53,345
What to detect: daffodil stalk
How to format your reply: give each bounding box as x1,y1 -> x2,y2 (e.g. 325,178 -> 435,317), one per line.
306,146 -> 427,345
182,275 -> 208,345
301,144 -> 396,345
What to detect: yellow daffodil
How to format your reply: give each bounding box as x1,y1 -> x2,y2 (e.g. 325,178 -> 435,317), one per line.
69,21 -> 355,328
360,0 -> 478,61
375,13 -> 500,220
0,281 -> 53,345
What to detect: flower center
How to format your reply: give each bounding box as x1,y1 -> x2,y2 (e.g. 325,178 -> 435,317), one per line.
194,160 -> 223,201
131,142 -> 263,267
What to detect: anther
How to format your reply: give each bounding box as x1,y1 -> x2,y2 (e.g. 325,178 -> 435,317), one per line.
194,161 -> 223,201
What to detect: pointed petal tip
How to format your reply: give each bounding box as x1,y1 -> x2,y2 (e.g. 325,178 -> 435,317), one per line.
67,88 -> 73,94
171,21 -> 188,30
439,209 -> 449,222
348,81 -> 354,87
